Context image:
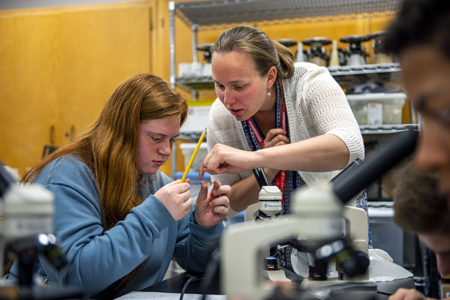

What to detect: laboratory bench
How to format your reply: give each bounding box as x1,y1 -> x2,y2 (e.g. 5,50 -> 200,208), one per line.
117,269 -> 415,300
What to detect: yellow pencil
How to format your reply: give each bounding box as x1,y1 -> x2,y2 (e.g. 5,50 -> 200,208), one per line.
180,128 -> 207,183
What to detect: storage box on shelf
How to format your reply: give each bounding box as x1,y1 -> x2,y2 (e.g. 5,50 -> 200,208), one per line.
347,93 -> 406,125
175,142 -> 211,201
179,142 -> 208,173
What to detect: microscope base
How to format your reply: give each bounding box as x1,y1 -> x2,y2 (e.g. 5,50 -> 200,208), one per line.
263,270 -> 291,282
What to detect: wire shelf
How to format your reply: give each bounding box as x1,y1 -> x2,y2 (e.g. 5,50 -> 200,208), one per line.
175,0 -> 402,28
328,63 -> 402,76
359,124 -> 418,135
176,76 -> 214,91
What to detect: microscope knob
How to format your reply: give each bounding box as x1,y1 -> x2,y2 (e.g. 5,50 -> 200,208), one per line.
336,250 -> 370,278
309,262 -> 328,281
265,256 -> 279,270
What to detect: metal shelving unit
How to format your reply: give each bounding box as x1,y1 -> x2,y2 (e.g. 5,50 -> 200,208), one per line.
169,0 -> 402,90
168,0 -> 407,177
359,124 -> 418,135
176,75 -> 214,91
327,63 -> 401,76
173,0 -> 402,28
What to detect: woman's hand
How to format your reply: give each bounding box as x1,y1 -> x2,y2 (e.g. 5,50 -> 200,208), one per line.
388,288 -> 435,300
195,181 -> 230,228
263,128 -> 289,178
199,144 -> 255,178
264,128 -> 289,148
155,180 -> 192,221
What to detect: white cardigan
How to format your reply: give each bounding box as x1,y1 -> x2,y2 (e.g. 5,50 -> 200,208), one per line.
207,62 -> 365,215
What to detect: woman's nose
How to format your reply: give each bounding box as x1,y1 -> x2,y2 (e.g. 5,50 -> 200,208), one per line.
222,89 -> 235,104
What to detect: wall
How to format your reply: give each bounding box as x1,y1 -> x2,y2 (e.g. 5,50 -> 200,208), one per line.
0,0 -> 144,10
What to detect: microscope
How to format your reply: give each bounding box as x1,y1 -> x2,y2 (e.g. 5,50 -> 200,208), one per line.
302,37 -> 331,67
367,31 -> 393,65
221,128 -> 418,300
0,161 -> 86,299
196,43 -> 214,76
340,35 -> 371,66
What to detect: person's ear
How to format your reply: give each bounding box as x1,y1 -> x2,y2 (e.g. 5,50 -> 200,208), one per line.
266,66 -> 277,89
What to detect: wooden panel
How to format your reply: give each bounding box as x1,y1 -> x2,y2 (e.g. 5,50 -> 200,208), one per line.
60,3 -> 151,144
0,11 -> 63,174
0,1 -> 152,175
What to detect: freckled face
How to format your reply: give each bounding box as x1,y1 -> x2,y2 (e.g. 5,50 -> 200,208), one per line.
401,46 -> 450,204
212,51 -> 274,121
136,116 -> 180,175
420,232 -> 450,277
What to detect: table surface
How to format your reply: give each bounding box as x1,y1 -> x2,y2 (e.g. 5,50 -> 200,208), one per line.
139,270 -> 415,300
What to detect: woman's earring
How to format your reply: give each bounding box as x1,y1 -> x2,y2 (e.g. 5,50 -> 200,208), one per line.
268,89 -> 271,98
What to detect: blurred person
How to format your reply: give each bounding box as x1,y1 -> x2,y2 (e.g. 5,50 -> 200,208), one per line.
384,0 -> 450,208
390,163 -> 449,300
3,74 -> 230,299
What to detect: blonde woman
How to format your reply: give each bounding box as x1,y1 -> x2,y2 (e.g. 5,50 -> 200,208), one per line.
201,25 -> 368,268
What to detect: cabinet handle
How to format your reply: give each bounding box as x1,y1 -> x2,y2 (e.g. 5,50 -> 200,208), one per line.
65,126 -> 75,141
70,125 -> 75,142
49,125 -> 54,145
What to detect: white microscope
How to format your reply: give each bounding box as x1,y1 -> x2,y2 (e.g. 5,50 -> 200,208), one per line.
0,161 -> 86,299
221,128 -> 418,300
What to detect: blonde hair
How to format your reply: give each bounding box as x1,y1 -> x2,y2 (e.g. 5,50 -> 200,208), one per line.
212,25 -> 295,80
21,73 -> 188,297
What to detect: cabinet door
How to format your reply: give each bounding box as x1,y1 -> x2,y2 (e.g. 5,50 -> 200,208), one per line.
60,4 -> 151,144
0,3 -> 151,175
0,11 -> 63,175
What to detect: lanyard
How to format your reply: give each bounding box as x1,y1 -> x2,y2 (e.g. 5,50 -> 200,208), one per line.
246,80 -> 287,202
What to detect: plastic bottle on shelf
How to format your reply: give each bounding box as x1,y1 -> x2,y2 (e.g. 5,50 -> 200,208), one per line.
296,42 -> 305,62
329,40 -> 340,67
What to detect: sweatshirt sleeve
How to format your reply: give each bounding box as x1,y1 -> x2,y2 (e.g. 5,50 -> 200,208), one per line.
32,156 -> 176,296
172,210 -> 223,273
153,170 -> 224,274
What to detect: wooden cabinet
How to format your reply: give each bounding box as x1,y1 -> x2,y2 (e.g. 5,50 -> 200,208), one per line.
0,1 -> 153,175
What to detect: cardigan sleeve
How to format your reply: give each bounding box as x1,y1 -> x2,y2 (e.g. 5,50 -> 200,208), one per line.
295,64 -> 365,165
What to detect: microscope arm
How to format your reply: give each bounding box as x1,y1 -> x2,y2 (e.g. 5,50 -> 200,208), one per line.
332,128 -> 418,204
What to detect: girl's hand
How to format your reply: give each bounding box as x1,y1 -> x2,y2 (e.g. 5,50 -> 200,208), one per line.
194,181 -> 230,228
155,180 -> 192,221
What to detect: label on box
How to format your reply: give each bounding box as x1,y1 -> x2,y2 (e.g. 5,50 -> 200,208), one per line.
367,103 -> 383,125
182,106 -> 211,133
